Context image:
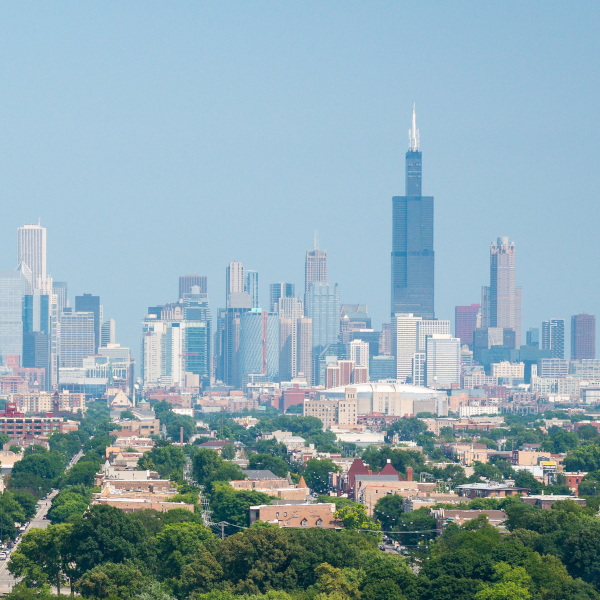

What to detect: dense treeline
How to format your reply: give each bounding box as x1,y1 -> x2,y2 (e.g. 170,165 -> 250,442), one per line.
8,499 -> 600,600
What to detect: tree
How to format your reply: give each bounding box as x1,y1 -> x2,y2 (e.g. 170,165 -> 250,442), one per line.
154,522 -> 216,580
514,470 -> 543,494
564,444 -> 600,472
221,443 -> 236,460
67,504 -> 150,577
8,523 -> 74,595
0,491 -> 26,540
210,484 -> 272,527
334,504 -> 380,533
304,458 -> 340,493
386,417 -> 428,442
471,462 -> 504,483
135,581 -> 177,600
138,445 -> 186,480
247,453 -> 289,478
373,494 -> 404,531
576,425 -> 599,442
75,562 -> 148,599
0,433 -> 11,446
192,449 -> 244,491
314,562 -> 361,600
475,562 -> 531,600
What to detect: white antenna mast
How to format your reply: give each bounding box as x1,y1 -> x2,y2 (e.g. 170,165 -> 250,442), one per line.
408,102 -> 420,151
314,230 -> 319,250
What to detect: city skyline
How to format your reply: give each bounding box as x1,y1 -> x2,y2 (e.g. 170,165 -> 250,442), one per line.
0,4 -> 598,363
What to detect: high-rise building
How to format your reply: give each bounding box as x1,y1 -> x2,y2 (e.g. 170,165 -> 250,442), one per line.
526,327 -> 539,348
348,339 -> 369,377
75,294 -> 101,352
455,304 -> 481,347
305,232 -> 327,295
481,237 -> 522,346
22,290 -> 51,387
0,271 -> 25,366
17,223 -> 46,290
179,275 -> 207,300
370,355 -> 396,381
140,318 -> 167,386
542,319 -> 565,359
391,105 -> 434,319
101,319 -> 116,347
571,313 -> 595,360
296,317 -> 313,384
270,283 -> 296,312
246,271 -> 259,309
53,282 -> 68,314
238,309 -> 279,387
59,310 -> 95,368
305,282 -> 340,352
391,313 -> 421,383
425,334 -> 461,388
277,297 -> 303,381
380,323 -> 392,355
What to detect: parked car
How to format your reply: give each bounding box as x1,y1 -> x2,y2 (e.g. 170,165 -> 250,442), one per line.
0,552 -> 7,560
42,515 -> 47,520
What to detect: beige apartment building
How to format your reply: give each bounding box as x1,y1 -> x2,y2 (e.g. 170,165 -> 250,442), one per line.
303,398 -> 357,427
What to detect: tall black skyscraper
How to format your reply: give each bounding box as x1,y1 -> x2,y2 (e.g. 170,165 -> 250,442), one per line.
391,105 -> 434,319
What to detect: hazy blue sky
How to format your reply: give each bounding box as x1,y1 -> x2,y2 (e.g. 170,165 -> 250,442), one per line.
1,2 -> 599,361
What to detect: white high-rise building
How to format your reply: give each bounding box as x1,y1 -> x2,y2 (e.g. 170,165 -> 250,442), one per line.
392,313 -> 421,382
17,223 -> 47,291
101,319 -> 116,347
392,314 -> 451,383
348,339 -> 369,374
277,297 -> 304,380
59,311 -> 95,368
425,334 -> 461,388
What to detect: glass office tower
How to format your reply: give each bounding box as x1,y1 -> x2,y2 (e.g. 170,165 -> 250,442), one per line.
0,271 -> 25,364
391,105 -> 434,319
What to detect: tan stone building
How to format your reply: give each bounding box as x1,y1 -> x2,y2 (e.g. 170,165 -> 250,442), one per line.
249,503 -> 341,529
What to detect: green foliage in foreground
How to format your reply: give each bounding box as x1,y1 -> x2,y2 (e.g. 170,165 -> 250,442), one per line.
7,499 -> 600,600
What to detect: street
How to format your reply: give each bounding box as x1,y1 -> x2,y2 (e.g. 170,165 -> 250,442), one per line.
0,449 -> 83,595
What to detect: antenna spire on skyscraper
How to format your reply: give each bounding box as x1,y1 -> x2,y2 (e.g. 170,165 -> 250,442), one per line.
408,102 -> 420,151
314,230 -> 319,250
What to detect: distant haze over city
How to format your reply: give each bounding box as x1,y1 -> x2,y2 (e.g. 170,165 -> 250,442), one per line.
0,4 -> 598,361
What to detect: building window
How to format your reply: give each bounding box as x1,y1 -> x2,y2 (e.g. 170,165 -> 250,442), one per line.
301,519 -> 308,527
316,519 -> 322,527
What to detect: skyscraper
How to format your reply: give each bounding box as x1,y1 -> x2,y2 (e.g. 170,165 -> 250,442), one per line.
238,309 -> 279,387
270,283 -> 295,312
246,271 -> 259,309
306,282 -> 340,352
17,223 -> 46,290
75,294 -> 101,352
59,310 -> 95,367
305,232 -> 327,295
101,319 -> 116,347
481,237 -> 522,347
22,290 -> 51,387
455,304 -> 481,347
526,327 -> 540,348
0,271 -> 24,365
53,282 -> 68,314
542,319 -> 565,359
296,317 -> 313,384
179,275 -> 207,300
391,105 -> 434,319
277,297 -> 304,381
425,334 -> 461,388
571,313 -> 595,360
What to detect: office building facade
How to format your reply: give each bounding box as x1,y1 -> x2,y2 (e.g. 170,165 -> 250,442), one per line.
391,105 -> 434,319
425,334 -> 461,388
305,282 -> 340,352
571,313 -> 595,360
526,327 -> 539,348
17,223 -> 46,290
53,282 -> 68,314
481,237 -> 522,347
277,297 -> 304,381
296,317 -> 313,384
246,271 -> 259,309
0,271 -> 25,366
101,319 -> 116,347
455,304 -> 480,347
238,309 -> 279,387
60,310 -> 95,368
179,274 -> 207,300
270,283 -> 295,312
75,294 -> 101,352
305,238 -> 327,295
542,319 -> 565,359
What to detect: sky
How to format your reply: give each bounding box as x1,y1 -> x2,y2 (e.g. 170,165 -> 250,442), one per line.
0,2 -> 599,363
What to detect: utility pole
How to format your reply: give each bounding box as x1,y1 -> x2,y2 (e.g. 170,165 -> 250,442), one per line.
220,522 -> 225,540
